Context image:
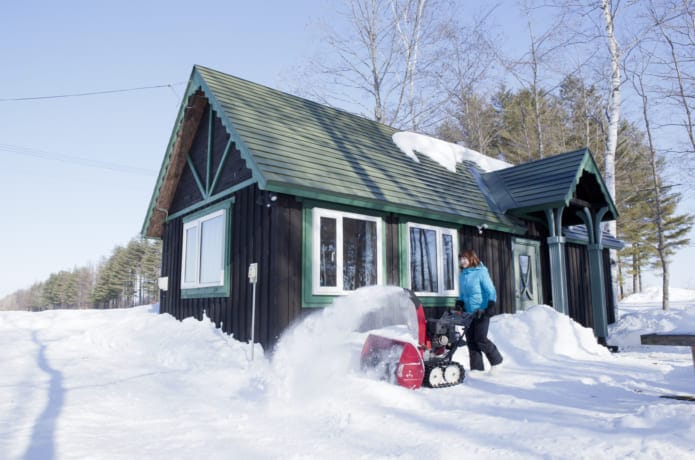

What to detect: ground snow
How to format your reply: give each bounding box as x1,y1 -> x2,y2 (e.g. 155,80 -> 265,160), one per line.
1,286 -> 694,459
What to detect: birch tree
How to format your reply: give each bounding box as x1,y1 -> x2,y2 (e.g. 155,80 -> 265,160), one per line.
646,0 -> 695,161
298,0 -> 455,131
600,0 -> 621,236
434,4 -> 501,153
627,50 -> 694,310
490,0 -> 578,159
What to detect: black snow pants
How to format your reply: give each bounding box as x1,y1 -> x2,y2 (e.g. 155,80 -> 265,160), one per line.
465,314 -> 503,371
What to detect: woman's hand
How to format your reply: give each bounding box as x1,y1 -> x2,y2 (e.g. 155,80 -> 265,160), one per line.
486,300 -> 496,316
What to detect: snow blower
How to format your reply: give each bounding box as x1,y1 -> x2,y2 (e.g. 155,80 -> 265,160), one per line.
359,289 -> 472,389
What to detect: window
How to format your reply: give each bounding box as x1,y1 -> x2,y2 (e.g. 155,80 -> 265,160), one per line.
312,208 -> 383,294
181,207 -> 228,291
407,223 -> 458,296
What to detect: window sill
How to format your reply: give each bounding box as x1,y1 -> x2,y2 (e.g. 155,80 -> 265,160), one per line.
181,284 -> 230,299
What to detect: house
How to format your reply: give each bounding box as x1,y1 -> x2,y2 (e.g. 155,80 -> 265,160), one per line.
142,65 -> 621,350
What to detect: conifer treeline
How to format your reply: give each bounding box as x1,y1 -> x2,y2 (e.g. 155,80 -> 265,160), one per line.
0,237 -> 161,311
436,77 -> 693,296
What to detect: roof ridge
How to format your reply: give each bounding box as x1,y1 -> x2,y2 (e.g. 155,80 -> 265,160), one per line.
193,64 -> 400,133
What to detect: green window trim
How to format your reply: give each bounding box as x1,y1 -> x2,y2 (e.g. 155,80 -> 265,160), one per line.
301,204 -> 387,308
398,219 -> 460,308
181,198 -> 234,299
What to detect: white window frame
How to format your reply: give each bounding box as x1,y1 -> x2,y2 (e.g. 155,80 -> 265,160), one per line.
406,222 -> 459,297
181,208 -> 226,289
312,208 -> 383,295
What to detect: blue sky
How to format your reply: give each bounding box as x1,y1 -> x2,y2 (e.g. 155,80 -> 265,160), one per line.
0,0 -> 334,297
1,0 -> 693,298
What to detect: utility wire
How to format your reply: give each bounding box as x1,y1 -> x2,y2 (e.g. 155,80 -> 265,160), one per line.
0,143 -> 157,176
0,82 -> 186,102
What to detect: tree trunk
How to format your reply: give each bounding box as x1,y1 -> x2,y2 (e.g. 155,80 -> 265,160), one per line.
634,68 -> 669,311
662,260 -> 670,311
601,0 -> 621,321
601,0 -> 619,210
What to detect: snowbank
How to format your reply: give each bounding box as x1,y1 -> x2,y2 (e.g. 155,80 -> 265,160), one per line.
2,287 -> 694,459
491,305 -> 610,365
620,286 -> 695,304
609,290 -> 695,347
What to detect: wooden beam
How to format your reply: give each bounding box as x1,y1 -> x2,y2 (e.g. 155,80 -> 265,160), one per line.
147,91 -> 208,236
570,197 -> 592,209
640,333 -> 695,346
641,333 -> 695,374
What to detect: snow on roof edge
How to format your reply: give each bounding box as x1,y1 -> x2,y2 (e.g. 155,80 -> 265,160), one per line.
392,131 -> 511,173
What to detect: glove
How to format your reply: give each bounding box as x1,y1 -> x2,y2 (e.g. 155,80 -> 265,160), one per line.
454,300 -> 465,312
486,300 -> 496,316
474,309 -> 484,319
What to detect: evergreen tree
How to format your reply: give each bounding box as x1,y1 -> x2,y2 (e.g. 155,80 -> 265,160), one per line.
141,239 -> 162,304
437,92 -> 501,157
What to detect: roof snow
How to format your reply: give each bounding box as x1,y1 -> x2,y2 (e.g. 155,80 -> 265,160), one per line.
392,131 -> 511,173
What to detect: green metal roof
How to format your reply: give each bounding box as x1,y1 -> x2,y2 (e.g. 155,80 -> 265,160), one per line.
481,148 -> 618,225
143,65 -> 523,237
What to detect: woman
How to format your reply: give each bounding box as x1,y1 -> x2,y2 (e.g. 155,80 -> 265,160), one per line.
456,249 -> 503,372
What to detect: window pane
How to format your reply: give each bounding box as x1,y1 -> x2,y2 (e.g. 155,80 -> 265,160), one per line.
184,226 -> 198,284
320,217 -> 337,287
442,233 -> 454,291
410,227 -> 438,292
343,217 -> 377,290
519,254 -> 533,300
199,214 -> 225,284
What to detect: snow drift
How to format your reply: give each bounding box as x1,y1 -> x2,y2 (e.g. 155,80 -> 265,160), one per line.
2,287 -> 694,459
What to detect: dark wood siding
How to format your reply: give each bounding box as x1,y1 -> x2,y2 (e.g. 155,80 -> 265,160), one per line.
157,96 -> 617,347
459,226 -> 515,315
385,214 -> 400,285
564,243 -> 616,331
603,248 -> 617,325
160,187 -> 303,349
159,99 -> 303,349
566,243 -> 592,328
211,116 -> 253,194
169,102 -> 210,213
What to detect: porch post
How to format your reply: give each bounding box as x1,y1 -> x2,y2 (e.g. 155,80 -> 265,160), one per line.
579,207 -> 609,341
545,208 -> 569,315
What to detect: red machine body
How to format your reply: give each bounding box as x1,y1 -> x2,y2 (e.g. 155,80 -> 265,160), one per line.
359,289 -> 470,389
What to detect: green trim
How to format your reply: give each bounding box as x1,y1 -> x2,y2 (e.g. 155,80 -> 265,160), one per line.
301,203 -> 388,308
192,72 -> 267,190
167,178 -> 254,222
397,218 -> 460,307
577,152 -> 618,219
509,201 -> 570,216
142,68 -> 268,237
206,107 -> 213,196
398,220 -> 409,290
209,138 -> 234,195
511,237 -> 543,311
269,182 -> 525,235
186,154 -> 207,199
181,198 -> 234,299
418,296 -> 458,308
142,68 -> 211,237
181,197 -> 234,223
181,285 -> 229,299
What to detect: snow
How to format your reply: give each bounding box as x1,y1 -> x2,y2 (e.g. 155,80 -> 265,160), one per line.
2,286 -> 695,459
392,131 -> 511,173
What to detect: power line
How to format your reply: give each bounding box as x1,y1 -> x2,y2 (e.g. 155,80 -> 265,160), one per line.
0,143 -> 157,176
0,82 -> 186,102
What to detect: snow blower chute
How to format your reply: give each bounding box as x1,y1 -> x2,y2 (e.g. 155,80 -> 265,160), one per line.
359,288 -> 472,389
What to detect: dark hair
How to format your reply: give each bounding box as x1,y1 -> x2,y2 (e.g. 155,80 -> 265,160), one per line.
460,249 -> 481,267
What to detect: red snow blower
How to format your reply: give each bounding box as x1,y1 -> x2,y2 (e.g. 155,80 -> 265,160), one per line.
359,289 -> 472,389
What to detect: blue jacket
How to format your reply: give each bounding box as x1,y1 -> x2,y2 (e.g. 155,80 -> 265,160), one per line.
458,264 -> 496,313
